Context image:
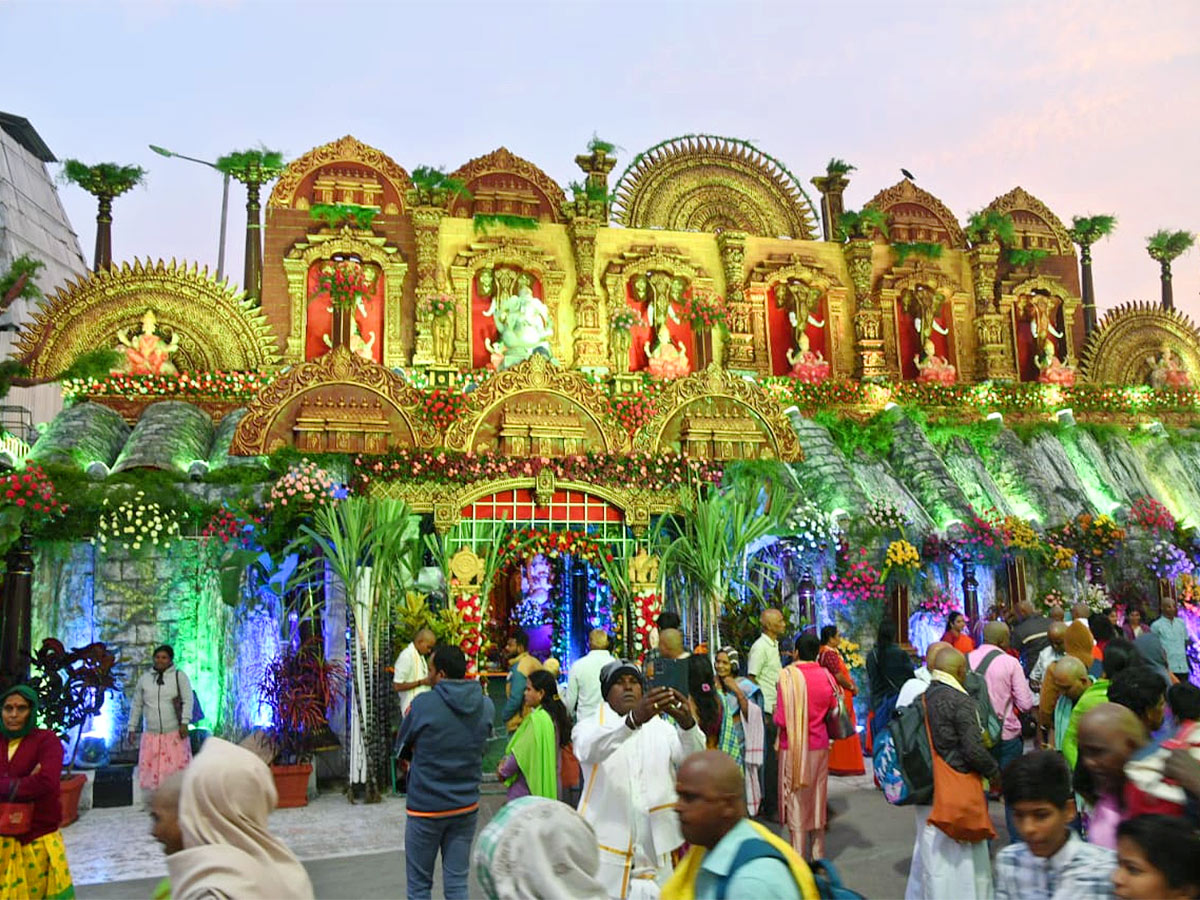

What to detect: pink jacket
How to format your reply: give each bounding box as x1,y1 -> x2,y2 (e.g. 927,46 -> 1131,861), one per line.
967,644 -> 1034,741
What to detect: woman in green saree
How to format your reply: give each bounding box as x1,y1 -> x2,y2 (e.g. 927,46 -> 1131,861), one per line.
497,670 -> 572,801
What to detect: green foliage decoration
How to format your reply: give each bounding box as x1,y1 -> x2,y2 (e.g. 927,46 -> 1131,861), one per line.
54,349 -> 121,384
836,208 -> 890,241
308,203 -> 379,230
1068,214 -> 1118,246
892,241 -> 944,266
409,165 -> 472,203
60,160 -> 146,198
586,134 -> 619,154
1007,248 -> 1050,269
214,149 -> 286,184
964,210 -> 1016,247
0,254 -> 45,304
810,409 -> 896,460
1146,229 -> 1197,263
825,158 -> 856,176
473,213 -> 539,234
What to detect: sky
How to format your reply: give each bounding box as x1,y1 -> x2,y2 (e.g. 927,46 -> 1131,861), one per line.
4,0 -> 1199,321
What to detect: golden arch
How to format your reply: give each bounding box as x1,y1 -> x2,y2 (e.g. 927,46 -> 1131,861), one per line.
613,135 -> 818,238
280,230 -> 409,366
983,187 -> 1073,255
267,135 -> 412,212
229,346 -> 434,455
441,354 -> 628,454
1081,302 -> 1200,386
15,259 -> 281,377
631,365 -> 803,460
867,180 -> 966,249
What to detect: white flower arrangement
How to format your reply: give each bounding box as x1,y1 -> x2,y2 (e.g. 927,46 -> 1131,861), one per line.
787,502 -> 841,559
1081,582 -> 1110,614
97,490 -> 180,552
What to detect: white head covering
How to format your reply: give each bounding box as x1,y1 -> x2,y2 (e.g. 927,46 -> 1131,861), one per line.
167,737 -> 314,900
473,796 -> 607,900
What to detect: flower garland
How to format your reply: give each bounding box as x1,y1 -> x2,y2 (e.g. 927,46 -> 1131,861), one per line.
62,370 -> 272,402
265,460 -> 344,512
97,490 -> 180,552
1148,540 -> 1193,580
496,528 -> 608,570
608,381 -> 662,434
420,388 -> 468,431
632,590 -> 662,657
351,449 -> 722,493
456,593 -> 484,678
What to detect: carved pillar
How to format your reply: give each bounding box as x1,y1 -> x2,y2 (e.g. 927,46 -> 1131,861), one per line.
969,244 -> 1014,381
810,173 -> 850,243
410,205 -> 445,367
566,217 -> 606,370
844,239 -> 885,380
573,149 -> 618,221
716,231 -> 751,372
1079,243 -> 1098,337
93,194 -> 113,272
244,180 -> 263,304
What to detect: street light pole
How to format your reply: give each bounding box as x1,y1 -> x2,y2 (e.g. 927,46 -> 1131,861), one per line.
150,144 -> 230,283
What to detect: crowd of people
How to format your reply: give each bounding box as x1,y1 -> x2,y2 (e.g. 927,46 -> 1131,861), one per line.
6,596 -> 1200,899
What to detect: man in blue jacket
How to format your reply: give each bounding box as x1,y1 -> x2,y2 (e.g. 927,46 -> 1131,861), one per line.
397,644 -> 495,900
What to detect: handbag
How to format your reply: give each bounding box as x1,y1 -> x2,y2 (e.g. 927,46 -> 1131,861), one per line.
824,673 -> 854,742
559,742 -> 582,790
921,695 -> 995,843
0,783 -> 33,837
173,671 -> 205,725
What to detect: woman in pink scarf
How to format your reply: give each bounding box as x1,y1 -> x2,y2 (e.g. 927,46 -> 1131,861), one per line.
774,632 -> 838,861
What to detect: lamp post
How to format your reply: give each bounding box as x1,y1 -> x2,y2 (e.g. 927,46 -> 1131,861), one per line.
149,145 -> 230,283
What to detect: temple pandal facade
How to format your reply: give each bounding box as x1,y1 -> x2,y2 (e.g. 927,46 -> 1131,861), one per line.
16,133 -> 1200,518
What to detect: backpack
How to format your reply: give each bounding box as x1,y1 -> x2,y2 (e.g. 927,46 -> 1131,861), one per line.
873,696 -> 933,806
965,650 -> 1005,749
811,859 -> 866,900
716,840 -> 861,900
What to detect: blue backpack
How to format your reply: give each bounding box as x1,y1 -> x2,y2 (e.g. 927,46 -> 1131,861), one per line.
716,839 -> 862,900
872,695 -> 933,806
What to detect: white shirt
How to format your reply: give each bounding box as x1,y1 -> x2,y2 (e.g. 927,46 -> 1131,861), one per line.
564,648 -> 616,721
393,642 -> 429,716
747,633 -> 782,714
896,666 -> 933,709
574,703 -> 705,899
1030,645 -> 1064,693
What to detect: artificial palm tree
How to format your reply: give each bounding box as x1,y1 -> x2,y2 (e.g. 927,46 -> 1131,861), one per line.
215,149 -> 286,304
1146,229 -> 1197,310
60,160 -> 146,271
1068,214 -> 1117,334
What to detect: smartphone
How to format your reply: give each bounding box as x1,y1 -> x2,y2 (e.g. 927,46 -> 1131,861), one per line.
649,657 -> 690,698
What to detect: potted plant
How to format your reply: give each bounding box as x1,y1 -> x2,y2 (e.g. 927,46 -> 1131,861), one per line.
258,637 -> 342,808
26,638 -> 118,826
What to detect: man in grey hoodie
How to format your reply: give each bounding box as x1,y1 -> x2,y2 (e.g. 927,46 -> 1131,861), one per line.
397,644 -> 495,900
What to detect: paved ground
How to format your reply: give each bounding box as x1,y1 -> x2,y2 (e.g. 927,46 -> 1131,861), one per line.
71,769 -> 1010,899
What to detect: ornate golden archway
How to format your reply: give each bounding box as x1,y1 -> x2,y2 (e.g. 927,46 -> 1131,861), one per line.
866,180 -> 966,248
15,259 -> 281,377
280,229 -> 409,367
268,135 -> 412,213
613,135 -> 818,238
1081,302 -> 1200,386
983,186 -> 1074,256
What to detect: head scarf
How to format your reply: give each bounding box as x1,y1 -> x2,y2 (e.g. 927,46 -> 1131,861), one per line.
0,684 -> 39,739
473,796 -> 607,900
167,737 -> 314,900
1064,620 -> 1095,669
1134,632 -> 1174,686
599,660 -> 644,702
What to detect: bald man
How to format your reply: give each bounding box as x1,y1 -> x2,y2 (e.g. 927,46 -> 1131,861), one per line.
967,622 -> 1033,819
748,608 -> 786,820
908,647 -> 999,900
1076,703 -> 1148,850
393,627 -> 436,716
896,641 -> 951,709
1048,656 -> 1092,760
667,751 -> 812,900
564,628 -> 615,722
658,628 -> 687,661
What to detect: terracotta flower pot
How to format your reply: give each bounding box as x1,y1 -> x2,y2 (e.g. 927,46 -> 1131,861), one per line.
59,772 -> 87,827
271,763 -> 312,809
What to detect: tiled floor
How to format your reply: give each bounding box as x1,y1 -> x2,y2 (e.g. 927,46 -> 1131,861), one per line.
64,791 -> 411,886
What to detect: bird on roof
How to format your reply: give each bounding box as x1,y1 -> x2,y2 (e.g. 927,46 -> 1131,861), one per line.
901,168 -> 915,181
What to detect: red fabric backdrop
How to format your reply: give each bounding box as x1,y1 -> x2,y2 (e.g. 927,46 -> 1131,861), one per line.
767,287 -> 827,375
896,297 -> 953,380
626,283 -> 695,373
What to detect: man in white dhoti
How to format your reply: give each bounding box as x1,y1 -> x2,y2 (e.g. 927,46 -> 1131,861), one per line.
574,660 -> 706,900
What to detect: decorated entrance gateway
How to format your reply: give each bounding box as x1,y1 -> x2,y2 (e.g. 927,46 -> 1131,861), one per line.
7,134 -> 1200,799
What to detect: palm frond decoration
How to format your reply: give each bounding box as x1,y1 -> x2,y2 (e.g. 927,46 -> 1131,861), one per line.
826,157 -> 856,176
0,253 -> 45,306
409,165 -> 473,203
1146,229 -> 1196,262
587,133 -> 621,154
214,148 -> 287,184
473,213 -> 539,234
1007,248 -> 1050,269
308,203 -> 379,230
1068,214 -> 1118,246
60,160 -> 146,198
893,241 -> 944,266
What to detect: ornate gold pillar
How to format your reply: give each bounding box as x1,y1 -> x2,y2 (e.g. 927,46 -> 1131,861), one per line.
844,239 -> 886,380
716,231 -> 752,372
969,244 -> 1014,381
810,172 -> 850,243
410,204 -> 445,367
566,216 -> 606,370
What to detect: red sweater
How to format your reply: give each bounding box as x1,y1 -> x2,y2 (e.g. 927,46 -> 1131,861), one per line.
0,729 -> 64,843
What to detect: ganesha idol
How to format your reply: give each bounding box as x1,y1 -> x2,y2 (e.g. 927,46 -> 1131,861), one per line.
1037,339 -> 1077,386
915,338 -> 957,385
786,332 -> 830,384
644,325 -> 690,379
